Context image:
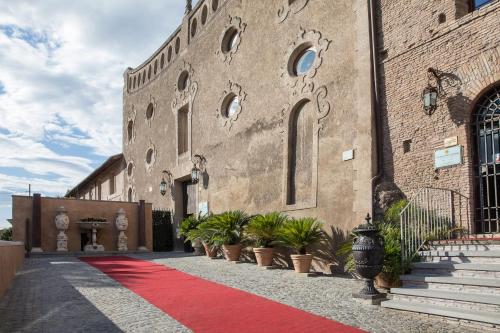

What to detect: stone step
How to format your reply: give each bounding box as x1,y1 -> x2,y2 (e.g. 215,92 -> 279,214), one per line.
429,242 -> 500,252
420,250 -> 500,263
381,300 -> 500,327
390,287 -> 500,312
411,262 -> 500,279
401,275 -> 500,295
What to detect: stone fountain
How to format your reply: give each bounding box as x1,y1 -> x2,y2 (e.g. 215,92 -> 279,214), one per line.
77,218 -> 109,252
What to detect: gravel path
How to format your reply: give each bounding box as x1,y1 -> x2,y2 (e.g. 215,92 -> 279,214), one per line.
0,253 -> 485,333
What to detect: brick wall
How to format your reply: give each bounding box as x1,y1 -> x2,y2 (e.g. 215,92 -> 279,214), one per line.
377,0 -> 500,226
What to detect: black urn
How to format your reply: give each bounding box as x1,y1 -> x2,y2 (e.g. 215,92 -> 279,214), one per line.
352,214 -> 384,295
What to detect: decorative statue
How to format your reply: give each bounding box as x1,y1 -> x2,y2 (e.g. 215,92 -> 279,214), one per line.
115,208 -> 128,251
54,206 -> 69,251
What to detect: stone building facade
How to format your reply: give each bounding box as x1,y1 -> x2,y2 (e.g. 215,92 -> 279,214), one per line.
377,0 -> 500,234
122,0 -> 376,259
67,154 -> 126,202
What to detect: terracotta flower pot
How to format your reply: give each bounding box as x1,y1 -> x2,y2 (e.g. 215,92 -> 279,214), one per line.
253,247 -> 274,267
375,273 -> 401,289
290,254 -> 313,273
203,243 -> 217,258
222,244 -> 242,261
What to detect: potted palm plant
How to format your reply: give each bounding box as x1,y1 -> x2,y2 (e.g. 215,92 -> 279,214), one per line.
180,215 -> 203,254
246,212 -> 288,267
206,211 -> 250,261
276,217 -> 325,273
185,220 -> 218,258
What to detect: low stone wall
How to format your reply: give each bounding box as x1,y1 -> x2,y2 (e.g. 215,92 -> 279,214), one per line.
12,196 -> 153,253
0,241 -> 24,299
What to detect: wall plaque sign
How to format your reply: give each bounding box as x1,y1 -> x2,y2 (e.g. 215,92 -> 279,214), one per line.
443,136 -> 458,148
342,149 -> 354,161
198,201 -> 209,216
435,145 -> 462,169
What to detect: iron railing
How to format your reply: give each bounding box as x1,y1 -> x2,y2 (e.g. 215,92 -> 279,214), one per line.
400,187 -> 470,261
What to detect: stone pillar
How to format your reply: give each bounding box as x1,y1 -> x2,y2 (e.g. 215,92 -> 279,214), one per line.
54,206 -> 69,251
31,194 -> 42,252
115,208 -> 128,251
138,200 -> 147,251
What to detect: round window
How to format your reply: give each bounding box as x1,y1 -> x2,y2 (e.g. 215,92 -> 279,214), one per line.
212,0 -> 219,12
168,46 -> 172,61
293,47 -> 317,76
178,71 -> 189,91
201,5 -> 208,25
222,28 -> 239,54
175,37 -> 180,54
148,65 -> 151,79
223,94 -> 239,118
191,18 -> 198,37
146,149 -> 154,164
138,73 -> 141,86
146,103 -> 154,119
160,54 -> 165,69
154,59 -> 158,74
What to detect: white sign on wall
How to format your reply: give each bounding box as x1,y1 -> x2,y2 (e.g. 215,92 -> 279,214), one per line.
435,145 -> 462,169
198,201 -> 209,216
342,149 -> 354,161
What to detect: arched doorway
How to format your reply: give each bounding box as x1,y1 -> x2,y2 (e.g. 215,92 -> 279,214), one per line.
472,83 -> 500,234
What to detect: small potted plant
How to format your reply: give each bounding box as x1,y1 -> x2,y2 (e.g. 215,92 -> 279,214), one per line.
246,212 -> 287,267
276,217 -> 325,273
180,215 -> 205,254
185,220 -> 218,258
206,211 -> 250,261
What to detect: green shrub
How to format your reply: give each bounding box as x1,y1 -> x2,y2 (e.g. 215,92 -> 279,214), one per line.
276,218 -> 325,254
179,214 -> 209,238
0,227 -> 12,241
205,211 -> 251,246
246,212 -> 288,248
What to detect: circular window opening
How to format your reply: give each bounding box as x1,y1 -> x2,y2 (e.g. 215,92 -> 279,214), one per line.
222,94 -> 239,118
138,73 -> 141,86
191,18 -> 197,37
178,71 -> 189,91
168,46 -> 172,61
175,37 -> 180,54
292,46 -> 317,76
142,70 -> 146,83
146,148 -> 154,164
127,120 -> 133,141
201,5 -> 208,25
160,54 -> 165,69
127,163 -> 133,177
148,65 -> 151,79
154,60 -> 158,74
222,27 -> 239,54
212,0 -> 219,12
146,103 -> 154,119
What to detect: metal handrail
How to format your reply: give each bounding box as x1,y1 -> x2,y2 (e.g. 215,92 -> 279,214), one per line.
400,187 -> 470,261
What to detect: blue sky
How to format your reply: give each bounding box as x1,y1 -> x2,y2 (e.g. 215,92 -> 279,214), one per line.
0,1 -> 194,229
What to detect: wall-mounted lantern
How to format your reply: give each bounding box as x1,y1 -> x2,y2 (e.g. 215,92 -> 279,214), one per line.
191,154 -> 206,184
422,67 -> 445,116
160,170 -> 173,196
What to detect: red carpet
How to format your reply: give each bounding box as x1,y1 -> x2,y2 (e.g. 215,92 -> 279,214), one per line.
81,256 -> 365,333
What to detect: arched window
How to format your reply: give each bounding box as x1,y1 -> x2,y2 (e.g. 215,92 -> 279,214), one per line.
128,188 -> 133,202
287,100 -> 314,205
472,83 -> 500,234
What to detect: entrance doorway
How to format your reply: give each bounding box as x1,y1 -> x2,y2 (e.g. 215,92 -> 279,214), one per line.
173,177 -> 197,251
472,83 -> 500,234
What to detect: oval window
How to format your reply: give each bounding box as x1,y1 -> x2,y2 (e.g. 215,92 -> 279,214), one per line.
146,149 -> 154,164
222,28 -> 239,54
224,94 -> 239,118
178,71 -> 189,91
201,5 -> 208,25
127,120 -> 133,141
133,77 -> 136,88
175,37 -> 180,54
191,18 -> 197,37
212,0 -> 219,12
146,103 -> 154,119
160,54 -> 165,69
168,46 -> 172,61
294,48 -> 317,76
127,163 -> 133,176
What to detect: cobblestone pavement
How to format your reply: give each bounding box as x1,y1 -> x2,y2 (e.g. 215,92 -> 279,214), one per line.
0,253 -> 485,333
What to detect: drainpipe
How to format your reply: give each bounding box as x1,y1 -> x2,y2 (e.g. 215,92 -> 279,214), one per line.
368,0 -> 384,213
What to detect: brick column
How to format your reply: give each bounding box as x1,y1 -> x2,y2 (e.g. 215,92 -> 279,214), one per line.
138,200 -> 147,251
31,194 -> 43,252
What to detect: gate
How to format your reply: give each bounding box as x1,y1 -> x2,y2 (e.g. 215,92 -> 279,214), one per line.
152,209 -> 174,252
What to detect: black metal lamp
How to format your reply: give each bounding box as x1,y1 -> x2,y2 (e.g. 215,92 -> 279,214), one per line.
160,170 -> 173,196
422,85 -> 439,115
191,154 -> 206,185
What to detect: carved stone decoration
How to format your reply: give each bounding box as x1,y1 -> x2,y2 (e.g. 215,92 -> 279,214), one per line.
280,86 -> 331,210
145,140 -> 157,174
216,16 -> 247,65
115,208 -> 129,251
54,206 -> 69,252
278,0 -> 310,23
281,28 -> 331,96
216,81 -> 247,133
145,95 -> 157,128
171,61 -> 199,165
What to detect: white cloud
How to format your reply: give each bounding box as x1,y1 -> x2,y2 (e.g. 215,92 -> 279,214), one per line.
0,1 -> 188,226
